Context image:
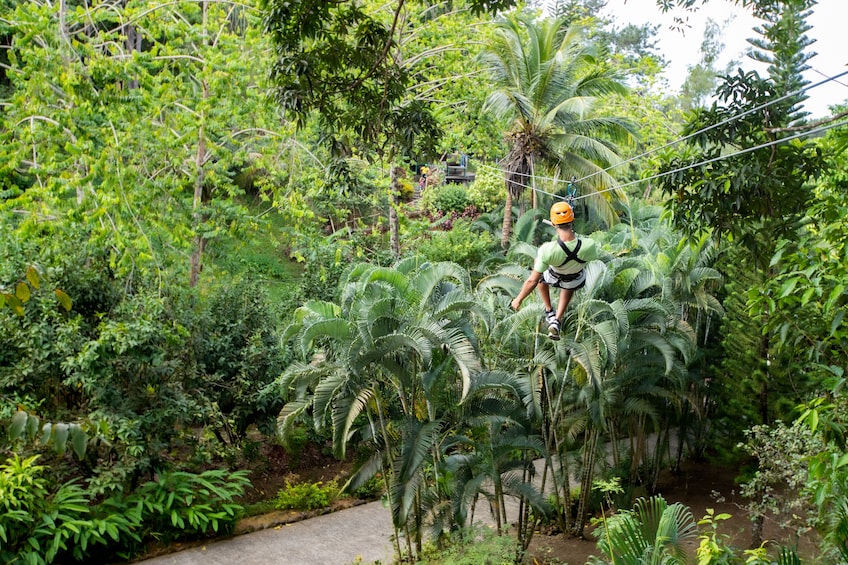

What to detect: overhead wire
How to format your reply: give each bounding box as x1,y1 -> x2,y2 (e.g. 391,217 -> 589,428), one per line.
474,68 -> 848,198
476,115 -> 848,203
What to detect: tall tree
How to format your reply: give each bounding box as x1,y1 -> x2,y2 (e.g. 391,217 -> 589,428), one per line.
277,260 -> 486,561
263,0 -> 500,258
478,14 -> 637,249
656,0 -> 825,438
0,0 -> 286,287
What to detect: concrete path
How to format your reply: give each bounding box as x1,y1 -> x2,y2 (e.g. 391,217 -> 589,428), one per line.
139,500 -> 395,565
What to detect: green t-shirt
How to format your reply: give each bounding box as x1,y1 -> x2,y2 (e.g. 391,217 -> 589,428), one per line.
533,236 -> 598,276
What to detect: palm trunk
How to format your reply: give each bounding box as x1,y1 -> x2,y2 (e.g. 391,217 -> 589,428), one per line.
501,187 -> 513,250
573,427 -> 599,537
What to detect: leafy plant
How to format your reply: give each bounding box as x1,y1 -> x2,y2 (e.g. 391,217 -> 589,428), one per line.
129,469 -> 251,543
0,454 -> 143,564
275,479 -> 340,511
696,508 -> 738,565
416,219 -> 496,268
465,167 -> 503,213
590,496 -> 697,565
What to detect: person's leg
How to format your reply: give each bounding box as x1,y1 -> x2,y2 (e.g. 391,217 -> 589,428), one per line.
538,282 -> 554,312
556,288 -> 574,321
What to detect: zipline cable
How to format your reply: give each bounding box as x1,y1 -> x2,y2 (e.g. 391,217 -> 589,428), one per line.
476,68 -> 848,190
476,116 -> 848,202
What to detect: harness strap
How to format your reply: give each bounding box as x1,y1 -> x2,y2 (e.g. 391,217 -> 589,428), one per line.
556,238 -> 586,267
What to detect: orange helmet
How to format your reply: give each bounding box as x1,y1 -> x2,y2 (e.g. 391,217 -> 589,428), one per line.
550,202 -> 574,225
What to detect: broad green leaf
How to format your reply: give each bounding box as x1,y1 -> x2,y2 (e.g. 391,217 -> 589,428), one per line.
831,310 -> 846,337
70,426 -> 88,459
25,413 -> 39,439
778,277 -> 798,299
53,423 -> 69,455
9,410 -> 28,441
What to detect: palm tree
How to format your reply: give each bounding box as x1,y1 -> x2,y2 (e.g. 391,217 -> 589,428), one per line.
275,259 -> 485,561
477,14 -> 637,248
590,496 -> 697,565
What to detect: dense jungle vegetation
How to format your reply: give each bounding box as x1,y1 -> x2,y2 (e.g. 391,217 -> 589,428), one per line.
1,0 -> 847,562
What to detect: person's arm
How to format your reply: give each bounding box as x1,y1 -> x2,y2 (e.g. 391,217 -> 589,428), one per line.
511,270 -> 543,310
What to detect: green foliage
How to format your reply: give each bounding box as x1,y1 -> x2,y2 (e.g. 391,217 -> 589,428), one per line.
416,219 -> 496,268
434,184 -> 469,214
696,508 -> 739,565
416,527 -> 516,564
7,410 -> 90,460
419,183 -> 469,215
590,496 -> 697,565
0,454 -> 144,564
274,479 -> 339,511
128,469 -> 250,543
465,167 -> 503,213
191,279 -> 290,439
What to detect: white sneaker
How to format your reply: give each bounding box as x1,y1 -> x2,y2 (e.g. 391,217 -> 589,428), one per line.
547,320 -> 560,341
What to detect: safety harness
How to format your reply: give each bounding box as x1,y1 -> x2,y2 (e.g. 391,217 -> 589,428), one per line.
556,238 -> 586,268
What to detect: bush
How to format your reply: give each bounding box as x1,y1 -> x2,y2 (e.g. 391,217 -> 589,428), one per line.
0,454 -> 144,564
433,184 -> 469,214
465,167 -> 503,213
417,219 -> 496,268
275,479 -> 340,511
128,468 -> 251,544
419,183 -> 469,215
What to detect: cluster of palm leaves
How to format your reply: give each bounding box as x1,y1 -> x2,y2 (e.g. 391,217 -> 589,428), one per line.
272,201 -> 723,561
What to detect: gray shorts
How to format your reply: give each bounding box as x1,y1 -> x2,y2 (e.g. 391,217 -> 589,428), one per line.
542,268 -> 586,290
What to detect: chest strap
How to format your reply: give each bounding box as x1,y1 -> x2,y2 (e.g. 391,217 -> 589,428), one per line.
556,238 -> 586,267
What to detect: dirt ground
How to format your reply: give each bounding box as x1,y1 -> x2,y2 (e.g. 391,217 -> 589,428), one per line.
527,461 -> 822,564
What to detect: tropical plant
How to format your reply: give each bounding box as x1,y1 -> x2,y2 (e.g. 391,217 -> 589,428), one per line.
589,495 -> 697,565
478,14 -> 637,247
274,260 -> 487,561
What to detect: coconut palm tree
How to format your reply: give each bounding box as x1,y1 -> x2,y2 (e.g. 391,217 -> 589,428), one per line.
477,14 -> 637,248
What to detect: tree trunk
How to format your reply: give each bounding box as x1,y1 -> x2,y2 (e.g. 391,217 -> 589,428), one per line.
389,166 -> 402,258
189,81 -> 208,288
572,428 -> 599,537
189,2 -> 210,287
501,188 -> 513,250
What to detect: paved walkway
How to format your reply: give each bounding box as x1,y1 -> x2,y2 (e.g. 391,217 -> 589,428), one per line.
139,500 -> 395,565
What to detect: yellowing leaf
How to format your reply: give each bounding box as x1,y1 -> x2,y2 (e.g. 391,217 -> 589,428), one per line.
55,289 -> 73,311
15,282 -> 30,302
26,266 -> 40,289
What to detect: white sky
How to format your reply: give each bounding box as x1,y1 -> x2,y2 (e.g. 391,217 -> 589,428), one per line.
596,0 -> 848,117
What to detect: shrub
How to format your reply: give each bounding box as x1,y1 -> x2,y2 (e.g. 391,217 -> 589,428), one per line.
0,454 -> 144,564
465,167 -> 503,213
417,219 -> 496,268
128,468 -> 251,543
433,184 -> 469,214
275,479 -> 340,511
419,183 -> 468,215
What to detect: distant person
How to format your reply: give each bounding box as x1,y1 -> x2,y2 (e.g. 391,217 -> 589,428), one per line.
510,202 -> 598,340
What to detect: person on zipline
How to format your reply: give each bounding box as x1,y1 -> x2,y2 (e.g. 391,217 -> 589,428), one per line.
510,201 -> 598,340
